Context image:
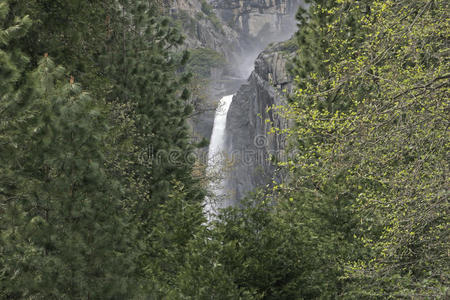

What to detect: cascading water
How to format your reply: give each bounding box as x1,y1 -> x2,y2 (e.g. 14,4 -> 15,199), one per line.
204,95 -> 234,219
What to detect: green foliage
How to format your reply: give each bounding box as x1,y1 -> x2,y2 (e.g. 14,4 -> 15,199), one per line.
100,0 -> 207,292
0,2 -> 30,94
290,0 -> 367,112
172,9 -> 198,36
103,0 -> 205,212
177,198 -> 290,299
283,0 -> 449,297
195,11 -> 205,21
1,1 -> 206,297
200,0 -> 213,16
175,193 -> 353,298
200,0 -> 223,32
258,1 -> 371,296
2,0 -> 447,298
278,37 -> 299,54
186,47 -> 227,78
0,39 -> 138,298
5,0 -> 111,97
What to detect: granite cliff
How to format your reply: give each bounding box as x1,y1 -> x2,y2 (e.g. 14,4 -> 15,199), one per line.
167,0 -> 302,146
212,0 -> 304,75
225,40 -> 296,203
169,0 -> 304,74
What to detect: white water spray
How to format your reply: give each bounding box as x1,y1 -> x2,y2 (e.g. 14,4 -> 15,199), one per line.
204,95 -> 234,219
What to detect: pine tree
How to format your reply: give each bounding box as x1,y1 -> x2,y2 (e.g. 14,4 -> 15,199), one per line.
1,0 -> 210,297
101,1 -> 206,293
0,6 -> 138,296
5,0 -> 111,95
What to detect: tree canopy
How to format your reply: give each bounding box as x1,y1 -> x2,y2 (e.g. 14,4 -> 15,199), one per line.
0,0 -> 448,298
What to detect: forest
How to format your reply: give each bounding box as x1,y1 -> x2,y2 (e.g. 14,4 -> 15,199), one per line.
0,0 -> 448,298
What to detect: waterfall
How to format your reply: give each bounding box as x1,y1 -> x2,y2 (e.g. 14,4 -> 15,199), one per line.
204,95 -> 234,219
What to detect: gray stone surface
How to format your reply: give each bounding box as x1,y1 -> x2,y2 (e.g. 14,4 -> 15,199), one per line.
225,42 -> 295,203
212,0 -> 304,56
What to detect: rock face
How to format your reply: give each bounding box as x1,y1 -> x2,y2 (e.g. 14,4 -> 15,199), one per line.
167,0 -> 301,193
225,41 -> 296,203
212,0 -> 304,75
169,0 -> 241,76
212,0 -> 303,41
169,0 -> 304,74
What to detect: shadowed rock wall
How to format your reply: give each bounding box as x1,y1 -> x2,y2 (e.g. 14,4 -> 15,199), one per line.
225,41 -> 296,203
